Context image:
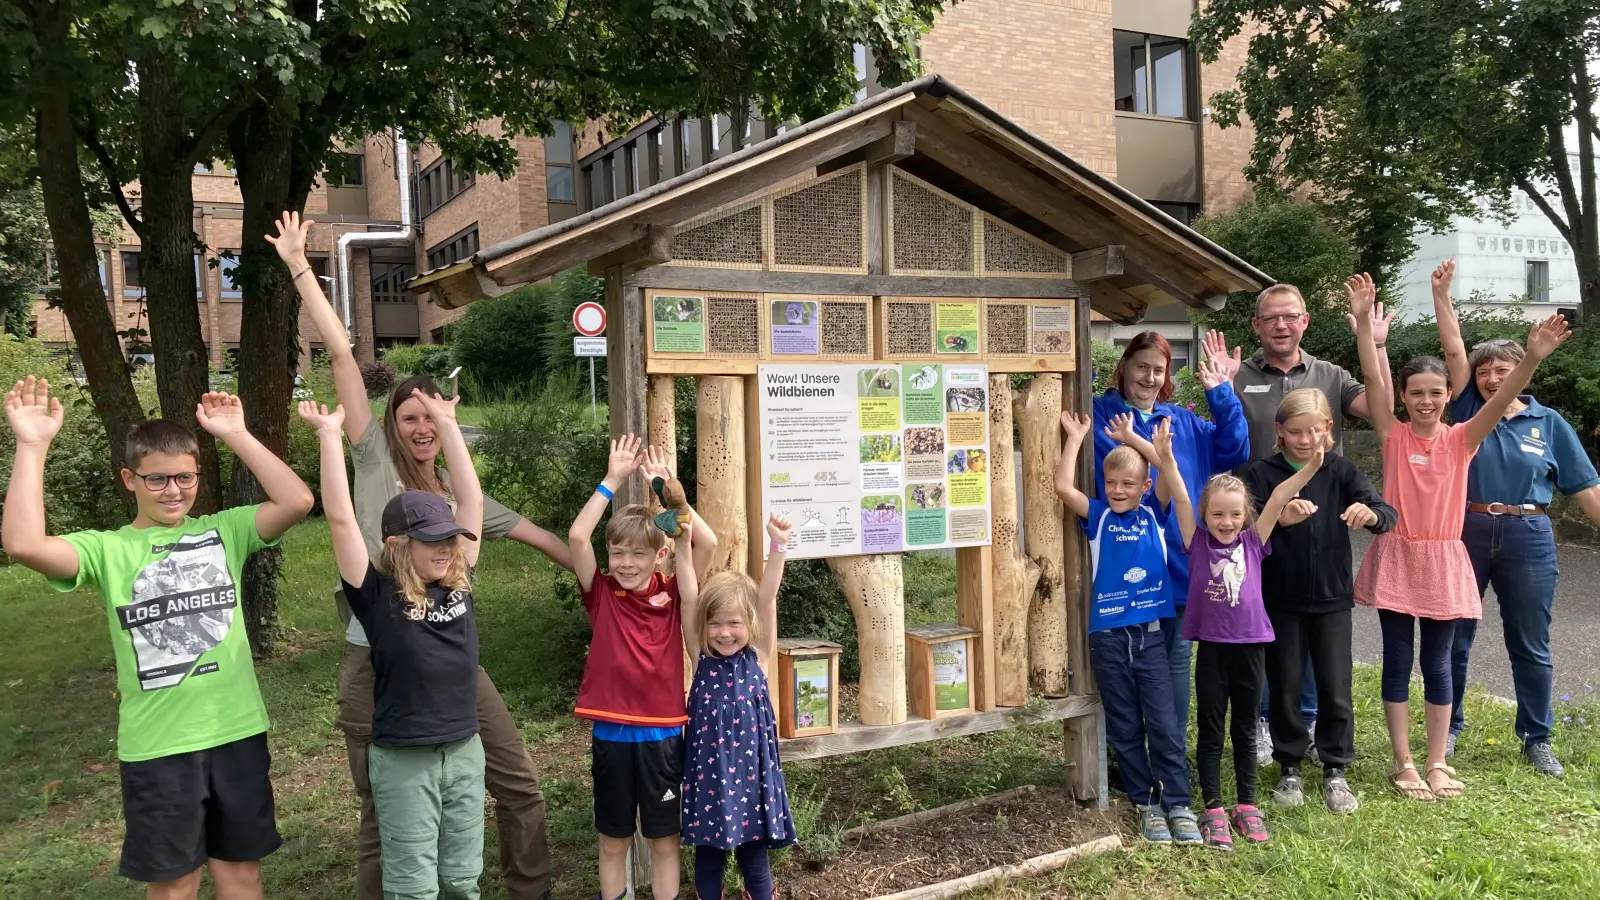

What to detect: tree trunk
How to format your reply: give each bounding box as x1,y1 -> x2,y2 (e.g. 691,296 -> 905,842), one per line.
826,554 -> 906,725
1017,375 -> 1067,697
988,374 -> 1038,706
137,55 -> 222,514
228,101 -> 309,655
31,9 -> 143,498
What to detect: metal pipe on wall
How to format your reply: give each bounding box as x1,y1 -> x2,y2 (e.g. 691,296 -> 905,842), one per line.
334,128 -> 415,342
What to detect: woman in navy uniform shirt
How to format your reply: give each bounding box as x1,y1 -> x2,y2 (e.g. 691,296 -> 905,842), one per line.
1434,260 -> 1600,777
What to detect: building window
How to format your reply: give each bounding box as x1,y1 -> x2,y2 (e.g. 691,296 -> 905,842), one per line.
371,262 -> 414,301
1151,202 -> 1198,226
1114,31 -> 1192,119
426,224 -> 479,271
1527,260 -> 1550,304
328,153 -> 365,187
121,251 -> 142,295
546,121 -> 575,203
417,156 -> 474,216
223,344 -> 241,371
219,253 -> 242,299
430,327 -> 445,344
41,251 -> 59,288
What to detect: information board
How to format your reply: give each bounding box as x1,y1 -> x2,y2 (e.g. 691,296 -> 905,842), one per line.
758,363 -> 992,560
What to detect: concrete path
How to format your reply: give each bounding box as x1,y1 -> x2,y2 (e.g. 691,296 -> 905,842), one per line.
1349,531 -> 1600,709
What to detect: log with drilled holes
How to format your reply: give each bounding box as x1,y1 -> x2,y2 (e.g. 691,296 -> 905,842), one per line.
1017,374 -> 1067,697
988,374 -> 1039,706
827,553 -> 907,725
695,375 -> 747,574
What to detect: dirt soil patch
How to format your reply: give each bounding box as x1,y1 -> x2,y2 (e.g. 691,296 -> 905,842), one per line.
780,788 -> 1118,899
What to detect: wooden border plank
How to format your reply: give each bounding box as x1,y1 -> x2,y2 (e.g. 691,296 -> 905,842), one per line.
955,545 -> 996,712
777,694 -> 1099,761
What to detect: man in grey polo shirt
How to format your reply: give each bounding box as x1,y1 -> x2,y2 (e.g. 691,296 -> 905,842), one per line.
1206,281 -> 1393,774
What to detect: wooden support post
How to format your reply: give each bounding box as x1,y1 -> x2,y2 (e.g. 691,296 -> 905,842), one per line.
1064,293 -> 1101,804
695,375 -> 747,574
1068,246 -> 1126,281
743,373 -> 776,674
646,374 -> 678,486
955,545 -> 995,712
988,374 -> 1040,707
826,554 -> 907,726
1017,374 -> 1067,697
606,273 -> 649,508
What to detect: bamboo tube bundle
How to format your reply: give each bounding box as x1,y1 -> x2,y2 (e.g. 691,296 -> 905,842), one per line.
1016,374 -> 1067,697
988,374 -> 1040,706
826,553 -> 907,725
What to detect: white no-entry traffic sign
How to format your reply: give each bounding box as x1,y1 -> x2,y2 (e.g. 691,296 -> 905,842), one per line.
573,302 -> 607,336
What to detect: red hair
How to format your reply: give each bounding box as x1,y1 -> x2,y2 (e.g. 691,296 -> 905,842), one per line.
1112,331 -> 1176,403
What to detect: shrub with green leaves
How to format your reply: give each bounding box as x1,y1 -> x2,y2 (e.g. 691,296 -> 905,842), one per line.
381,343 -> 453,382
472,373 -> 612,539
449,267 -> 606,400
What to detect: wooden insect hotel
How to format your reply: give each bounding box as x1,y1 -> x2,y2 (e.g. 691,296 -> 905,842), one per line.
413,76 -> 1269,805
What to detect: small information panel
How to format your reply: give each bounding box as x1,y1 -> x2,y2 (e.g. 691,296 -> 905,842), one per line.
651,293 -> 706,353
757,363 -> 992,560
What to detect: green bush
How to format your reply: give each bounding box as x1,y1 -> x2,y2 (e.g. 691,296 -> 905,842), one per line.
472,373 -> 612,539
0,336 -> 125,534
381,343 -> 453,382
449,267 -> 606,400
359,359 -> 397,398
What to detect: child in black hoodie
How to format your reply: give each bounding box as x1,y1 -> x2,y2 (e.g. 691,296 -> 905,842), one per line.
1244,389 -> 1396,815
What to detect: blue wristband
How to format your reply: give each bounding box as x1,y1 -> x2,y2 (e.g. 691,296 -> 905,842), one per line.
595,483 -> 614,500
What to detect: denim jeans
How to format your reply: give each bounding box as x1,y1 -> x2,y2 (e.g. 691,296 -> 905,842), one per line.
1259,655 -> 1318,724
1452,512 -> 1560,746
1090,622 -> 1192,810
1160,607 -> 1193,737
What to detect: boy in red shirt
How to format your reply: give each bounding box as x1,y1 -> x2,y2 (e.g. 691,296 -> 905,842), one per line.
568,434 -> 717,900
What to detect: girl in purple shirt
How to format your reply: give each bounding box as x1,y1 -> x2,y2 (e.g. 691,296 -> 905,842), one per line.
1111,415 -> 1320,851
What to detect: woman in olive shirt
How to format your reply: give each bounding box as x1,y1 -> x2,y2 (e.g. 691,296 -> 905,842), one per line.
271,212 -> 569,900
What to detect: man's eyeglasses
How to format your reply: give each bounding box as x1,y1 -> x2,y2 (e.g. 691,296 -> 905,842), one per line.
132,471 -> 199,491
1254,314 -> 1306,327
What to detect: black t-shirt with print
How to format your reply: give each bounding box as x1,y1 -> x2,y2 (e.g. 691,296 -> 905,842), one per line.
342,563 -> 478,746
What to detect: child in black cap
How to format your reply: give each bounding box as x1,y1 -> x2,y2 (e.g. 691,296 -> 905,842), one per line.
301,390 -> 487,900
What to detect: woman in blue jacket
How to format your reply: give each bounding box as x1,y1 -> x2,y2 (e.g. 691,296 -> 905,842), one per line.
1094,331 -> 1251,730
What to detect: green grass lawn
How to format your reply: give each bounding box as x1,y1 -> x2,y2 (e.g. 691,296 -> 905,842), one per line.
2,520 -> 1598,898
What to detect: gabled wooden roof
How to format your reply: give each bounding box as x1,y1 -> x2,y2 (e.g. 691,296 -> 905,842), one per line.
410,75 -> 1271,319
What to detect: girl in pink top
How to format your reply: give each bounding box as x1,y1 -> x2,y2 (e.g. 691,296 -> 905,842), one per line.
1348,273 -> 1569,802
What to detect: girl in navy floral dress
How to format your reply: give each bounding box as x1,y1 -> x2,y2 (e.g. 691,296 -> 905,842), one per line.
678,514 -> 796,900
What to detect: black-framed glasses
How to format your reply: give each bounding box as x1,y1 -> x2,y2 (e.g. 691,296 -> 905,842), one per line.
132,471 -> 198,491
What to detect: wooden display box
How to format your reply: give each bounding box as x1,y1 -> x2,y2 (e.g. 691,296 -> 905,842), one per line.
906,624 -> 981,720
776,639 -> 843,739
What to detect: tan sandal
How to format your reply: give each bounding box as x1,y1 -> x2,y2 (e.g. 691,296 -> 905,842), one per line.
1388,762 -> 1435,801
1426,763 -> 1464,799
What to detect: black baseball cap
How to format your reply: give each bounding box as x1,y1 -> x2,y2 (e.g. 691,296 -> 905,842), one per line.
381,490 -> 479,543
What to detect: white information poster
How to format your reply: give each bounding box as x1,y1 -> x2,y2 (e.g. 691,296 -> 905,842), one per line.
758,363 -> 993,560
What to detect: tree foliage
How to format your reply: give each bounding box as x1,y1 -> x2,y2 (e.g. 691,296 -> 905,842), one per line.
1191,0 -> 1600,312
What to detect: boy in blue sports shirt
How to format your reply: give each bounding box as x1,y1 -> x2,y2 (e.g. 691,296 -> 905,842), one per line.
1057,411 -> 1200,846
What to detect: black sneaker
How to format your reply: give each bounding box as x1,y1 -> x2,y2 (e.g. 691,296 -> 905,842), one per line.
1523,742 -> 1565,777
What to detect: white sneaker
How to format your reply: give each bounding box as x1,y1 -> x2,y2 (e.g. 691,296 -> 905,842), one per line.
1256,718 -> 1273,767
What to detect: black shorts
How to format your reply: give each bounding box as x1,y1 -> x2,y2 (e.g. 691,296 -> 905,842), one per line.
591,734 -> 683,840
118,732 -> 281,882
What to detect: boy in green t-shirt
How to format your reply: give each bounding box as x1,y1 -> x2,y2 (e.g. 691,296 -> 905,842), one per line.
2,377 -> 315,899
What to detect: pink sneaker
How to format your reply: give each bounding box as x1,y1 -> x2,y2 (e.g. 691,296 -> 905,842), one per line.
1231,804 -> 1270,843
1197,807 -> 1233,851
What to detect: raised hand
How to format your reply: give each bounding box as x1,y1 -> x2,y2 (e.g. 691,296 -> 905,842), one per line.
1340,502 -> 1378,529
411,387 -> 459,424
766,513 -> 792,547
264,210 -> 313,265
1152,418 -> 1175,464
1306,447 -> 1326,473
1344,272 -> 1376,324
1347,300 -> 1396,344
1201,329 -> 1242,382
195,391 -> 248,437
1431,258 -> 1456,300
1059,411 -> 1092,442
297,400 -> 346,435
1526,313 -> 1572,361
607,433 -> 644,482
1279,498 -> 1318,526
4,377 -> 64,446
1103,411 -> 1138,446
1197,356 -> 1231,390
640,444 -> 674,483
